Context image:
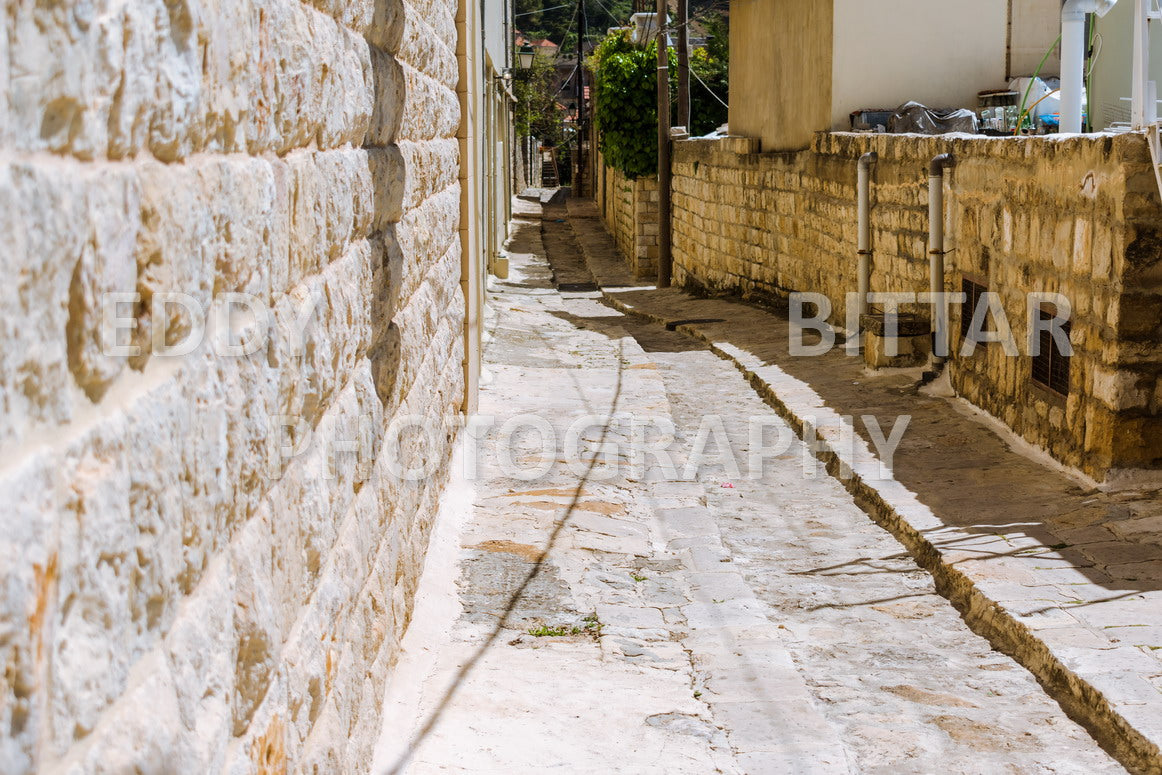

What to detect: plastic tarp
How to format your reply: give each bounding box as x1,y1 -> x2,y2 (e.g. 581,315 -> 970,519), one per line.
887,101 -> 978,135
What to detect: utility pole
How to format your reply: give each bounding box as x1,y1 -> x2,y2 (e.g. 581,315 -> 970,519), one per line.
575,0 -> 587,195
655,0 -> 672,287
676,0 -> 689,130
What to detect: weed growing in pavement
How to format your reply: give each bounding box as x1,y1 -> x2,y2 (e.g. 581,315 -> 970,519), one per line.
528,624 -> 572,637
527,614 -> 603,638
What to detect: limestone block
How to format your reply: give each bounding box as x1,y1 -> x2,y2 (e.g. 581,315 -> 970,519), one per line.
368,49 -> 405,147
0,452 -> 58,774
212,341 -> 281,534
397,139 -> 460,209
134,160 -> 215,369
394,186 -> 460,304
6,0 -> 378,160
268,365 -> 384,642
142,0 -> 203,161
271,241 -> 373,434
396,66 -> 460,142
303,0 -> 375,34
316,24 -> 374,150
218,664 -> 288,775
49,416 -> 135,755
285,150 -> 375,291
368,148 -> 407,228
197,157 -> 277,300
58,652 -> 193,774
392,7 -> 457,86
66,167 -> 141,402
295,697 -> 346,773
163,555 -> 235,773
119,374 -> 194,633
0,162 -> 84,448
282,570 -> 352,751
7,0 -> 134,159
231,508 -> 281,736
1092,366 -> 1151,411
177,355 -> 236,587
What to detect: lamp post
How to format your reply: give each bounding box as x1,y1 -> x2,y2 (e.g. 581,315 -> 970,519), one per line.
517,45 -> 535,71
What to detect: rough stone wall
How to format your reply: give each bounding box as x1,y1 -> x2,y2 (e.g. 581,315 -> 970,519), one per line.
0,0 -> 464,771
596,156 -> 659,280
669,133 -> 1162,479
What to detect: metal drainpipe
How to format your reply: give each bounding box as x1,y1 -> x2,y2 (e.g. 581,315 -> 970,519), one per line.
928,153 -> 955,365
856,152 -> 878,317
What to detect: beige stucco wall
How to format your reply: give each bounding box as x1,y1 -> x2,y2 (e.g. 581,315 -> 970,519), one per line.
0,0 -> 469,771
670,133 -> 1162,479
1009,0 -> 1062,79
731,0 -> 1059,139
830,0 -> 1009,130
728,0 -> 833,151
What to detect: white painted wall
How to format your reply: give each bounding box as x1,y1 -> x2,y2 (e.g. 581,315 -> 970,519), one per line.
830,0 -> 1010,130
484,0 -> 509,75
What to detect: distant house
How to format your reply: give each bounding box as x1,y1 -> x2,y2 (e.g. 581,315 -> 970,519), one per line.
515,33 -> 561,60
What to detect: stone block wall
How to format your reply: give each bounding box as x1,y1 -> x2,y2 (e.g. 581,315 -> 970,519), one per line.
596,155 -> 659,280
670,132 -> 1162,480
0,0 -> 464,772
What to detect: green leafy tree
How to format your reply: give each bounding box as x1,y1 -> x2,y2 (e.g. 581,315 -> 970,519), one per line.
590,30 -> 665,179
687,12 -> 728,137
589,15 -> 729,176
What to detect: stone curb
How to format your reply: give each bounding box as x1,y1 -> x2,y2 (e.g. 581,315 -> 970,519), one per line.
561,212 -> 1162,775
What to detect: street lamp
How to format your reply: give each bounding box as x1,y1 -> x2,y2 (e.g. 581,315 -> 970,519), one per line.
517,45 -> 535,70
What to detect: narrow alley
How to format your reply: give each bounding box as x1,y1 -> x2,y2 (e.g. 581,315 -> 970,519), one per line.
373,199 -> 1123,774
14,1 -> 1162,773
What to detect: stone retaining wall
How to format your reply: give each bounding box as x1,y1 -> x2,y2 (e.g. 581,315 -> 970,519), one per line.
596,155 -> 659,280
0,0 -> 464,771
669,133 -> 1162,480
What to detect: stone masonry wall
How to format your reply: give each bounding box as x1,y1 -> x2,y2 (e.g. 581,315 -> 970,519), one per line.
670,133 -> 1162,480
1,0 -> 464,772
596,154 -> 659,280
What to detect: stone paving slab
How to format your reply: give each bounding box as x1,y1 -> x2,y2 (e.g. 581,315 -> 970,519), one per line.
378,197 -> 1129,775
559,196 -> 1162,773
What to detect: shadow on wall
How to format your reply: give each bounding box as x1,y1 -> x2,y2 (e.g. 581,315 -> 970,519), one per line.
367,41 -> 407,410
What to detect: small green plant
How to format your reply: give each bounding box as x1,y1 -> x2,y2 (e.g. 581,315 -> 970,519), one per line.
528,624 -> 572,637
582,613 -> 603,635
631,573 -> 648,582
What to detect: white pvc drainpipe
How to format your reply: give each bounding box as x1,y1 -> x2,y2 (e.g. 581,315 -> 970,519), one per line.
856,152 -> 878,317
928,153 -> 955,365
1061,0 -> 1119,133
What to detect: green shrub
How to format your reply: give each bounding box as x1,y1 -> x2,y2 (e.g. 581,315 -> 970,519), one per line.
590,30 -> 663,179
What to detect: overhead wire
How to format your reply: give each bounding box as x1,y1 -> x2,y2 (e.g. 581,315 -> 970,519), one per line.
516,2 -> 571,16
691,66 -> 727,108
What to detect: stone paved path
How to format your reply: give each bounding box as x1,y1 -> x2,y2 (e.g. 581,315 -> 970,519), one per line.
561,194 -> 1162,773
373,200 -> 1123,774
